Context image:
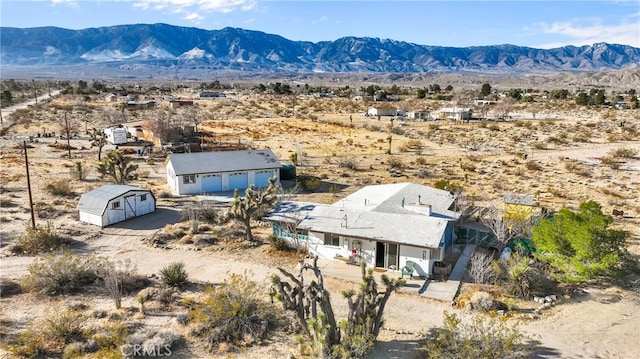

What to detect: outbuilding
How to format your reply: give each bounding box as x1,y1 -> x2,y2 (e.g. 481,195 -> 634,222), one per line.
165,149 -> 281,195
76,185 -> 156,227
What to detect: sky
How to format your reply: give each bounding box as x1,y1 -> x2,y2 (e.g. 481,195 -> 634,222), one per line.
1,0 -> 639,48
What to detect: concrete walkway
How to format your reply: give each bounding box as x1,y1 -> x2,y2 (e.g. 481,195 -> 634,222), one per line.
419,244 -> 476,302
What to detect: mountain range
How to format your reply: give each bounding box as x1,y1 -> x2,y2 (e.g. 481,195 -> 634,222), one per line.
1,23 -> 639,75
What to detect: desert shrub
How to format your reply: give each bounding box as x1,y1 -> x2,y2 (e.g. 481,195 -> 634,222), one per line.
609,147 -> 637,158
189,272 -> 279,349
532,142 -> 546,150
97,258 -> 148,309
415,156 -> 427,165
300,177 -> 322,192
406,139 -> 422,149
338,158 -> 358,170
420,312 -> 533,358
0,278 -> 22,297
159,262 -> 189,289
45,179 -> 74,197
9,307 -> 86,357
388,157 -> 403,169
496,255 -> 555,299
13,221 -> 69,254
22,251 -> 100,295
467,251 -> 498,285
416,167 -> 430,179
268,233 -> 287,251
69,161 -> 88,181
525,160 -> 542,171
564,161 -> 591,177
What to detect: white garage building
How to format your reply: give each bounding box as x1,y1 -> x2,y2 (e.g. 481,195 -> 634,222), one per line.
165,149 -> 281,195
76,185 -> 156,227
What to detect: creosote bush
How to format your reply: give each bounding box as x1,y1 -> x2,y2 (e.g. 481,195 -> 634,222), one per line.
21,251 -> 100,295
189,272 -> 278,350
159,262 -> 189,289
45,179 -> 74,197
13,222 -> 69,255
420,312 -> 533,358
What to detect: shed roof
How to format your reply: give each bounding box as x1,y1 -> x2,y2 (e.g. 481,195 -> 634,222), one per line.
76,185 -> 151,216
167,149 -> 281,176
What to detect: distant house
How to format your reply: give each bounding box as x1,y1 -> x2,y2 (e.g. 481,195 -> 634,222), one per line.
76,185 -> 156,227
165,149 -> 282,195
266,183 -> 460,277
407,111 -> 432,120
438,107 -> 472,121
126,100 -> 156,110
169,100 -> 194,109
367,106 -> 402,117
199,91 -> 226,99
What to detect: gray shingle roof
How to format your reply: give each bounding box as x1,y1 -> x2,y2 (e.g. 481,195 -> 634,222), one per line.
76,185 -> 150,216
167,149 -> 281,175
336,182 -> 459,219
298,205 -> 449,248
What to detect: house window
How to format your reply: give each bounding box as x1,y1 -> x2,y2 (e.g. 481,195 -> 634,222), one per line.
183,175 -> 196,184
111,201 -> 121,209
139,194 -> 147,201
324,233 -> 340,246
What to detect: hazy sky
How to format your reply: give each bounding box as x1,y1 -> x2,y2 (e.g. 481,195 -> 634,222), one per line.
2,0 -> 639,48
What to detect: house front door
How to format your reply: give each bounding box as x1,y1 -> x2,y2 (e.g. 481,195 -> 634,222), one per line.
387,243 -> 399,269
375,242 -> 385,267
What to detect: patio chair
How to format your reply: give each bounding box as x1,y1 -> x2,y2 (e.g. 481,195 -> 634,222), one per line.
401,261 -> 415,279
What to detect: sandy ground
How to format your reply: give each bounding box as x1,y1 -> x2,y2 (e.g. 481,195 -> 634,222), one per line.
1,93 -> 640,358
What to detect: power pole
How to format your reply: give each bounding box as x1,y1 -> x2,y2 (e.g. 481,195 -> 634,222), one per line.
23,140 -> 36,229
65,112 -> 71,158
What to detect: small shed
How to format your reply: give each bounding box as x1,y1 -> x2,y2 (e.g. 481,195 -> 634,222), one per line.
76,185 -> 156,227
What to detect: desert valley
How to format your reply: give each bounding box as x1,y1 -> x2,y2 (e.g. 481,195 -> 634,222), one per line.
0,72 -> 638,359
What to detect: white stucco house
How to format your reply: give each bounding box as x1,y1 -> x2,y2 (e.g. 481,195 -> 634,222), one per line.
438,107 -> 473,121
265,183 -> 460,278
76,185 -> 156,227
165,149 -> 282,195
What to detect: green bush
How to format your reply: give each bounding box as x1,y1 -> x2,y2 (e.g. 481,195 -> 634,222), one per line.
190,272 -> 279,349
13,221 -> 69,254
159,262 -> 189,289
420,312 -> 533,359
268,233 -> 287,251
22,251 -> 99,295
532,200 -> 632,282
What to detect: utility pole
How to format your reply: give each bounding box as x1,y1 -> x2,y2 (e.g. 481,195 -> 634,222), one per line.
65,112 -> 71,158
23,140 -> 36,229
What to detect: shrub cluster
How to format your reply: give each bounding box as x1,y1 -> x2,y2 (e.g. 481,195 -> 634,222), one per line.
189,273 -> 279,350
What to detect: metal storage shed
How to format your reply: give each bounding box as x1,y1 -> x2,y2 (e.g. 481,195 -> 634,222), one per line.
76,185 -> 156,227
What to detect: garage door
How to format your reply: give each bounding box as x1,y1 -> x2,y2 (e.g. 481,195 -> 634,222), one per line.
202,174 -> 222,193
228,172 -> 248,191
254,170 -> 274,188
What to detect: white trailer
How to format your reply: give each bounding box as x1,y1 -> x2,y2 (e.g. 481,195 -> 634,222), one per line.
104,127 -> 128,145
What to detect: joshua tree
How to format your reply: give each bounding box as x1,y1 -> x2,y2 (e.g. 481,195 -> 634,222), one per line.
228,177 -> 278,242
96,150 -> 138,184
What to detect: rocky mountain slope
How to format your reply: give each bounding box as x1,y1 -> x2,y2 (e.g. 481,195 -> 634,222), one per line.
2,23 -> 639,75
